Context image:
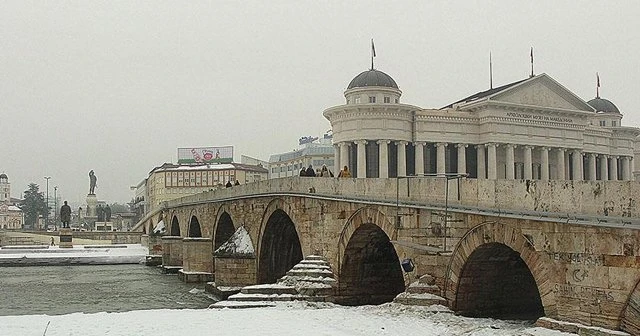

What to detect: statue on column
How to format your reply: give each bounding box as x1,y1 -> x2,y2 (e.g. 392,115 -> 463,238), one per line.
89,170 -> 97,195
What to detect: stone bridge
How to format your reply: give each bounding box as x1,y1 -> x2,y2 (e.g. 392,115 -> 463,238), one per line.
134,177 -> 640,333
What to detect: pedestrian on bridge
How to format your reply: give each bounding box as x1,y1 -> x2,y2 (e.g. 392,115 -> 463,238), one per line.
306,165 -> 316,177
338,166 -> 351,178
299,167 -> 307,177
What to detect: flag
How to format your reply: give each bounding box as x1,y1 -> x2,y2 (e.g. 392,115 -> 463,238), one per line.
371,39 -> 376,57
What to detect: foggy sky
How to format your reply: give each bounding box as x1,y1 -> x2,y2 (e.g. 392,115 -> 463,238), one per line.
1,1 -> 639,204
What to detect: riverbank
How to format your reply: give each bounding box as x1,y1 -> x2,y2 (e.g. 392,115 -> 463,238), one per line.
0,244 -> 147,266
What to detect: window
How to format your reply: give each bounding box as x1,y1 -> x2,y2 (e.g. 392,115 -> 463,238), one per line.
612,120 -> 618,126
368,96 -> 376,103
354,97 -> 361,104
395,98 -> 399,103
384,96 -> 390,103
599,120 -> 606,126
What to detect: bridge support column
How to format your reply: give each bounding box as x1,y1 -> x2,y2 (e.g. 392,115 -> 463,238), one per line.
414,142 -> 425,176
556,149 -> 565,180
540,147 -> 549,181
161,236 -> 183,274
436,142 -> 447,175
457,144 -> 467,176
588,153 -> 597,180
397,141 -> 407,177
339,142 -> 350,174
505,144 -> 515,179
610,156 -> 619,181
179,237 -> 213,283
378,140 -> 390,178
356,140 -> 367,178
214,256 -> 257,287
523,146 -> 533,180
600,155 -> 609,180
487,143 -> 497,179
476,144 -> 486,179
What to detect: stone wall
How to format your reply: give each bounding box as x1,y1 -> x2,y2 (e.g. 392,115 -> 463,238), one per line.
161,236 -> 183,267
182,238 -> 213,273
214,257 -> 256,287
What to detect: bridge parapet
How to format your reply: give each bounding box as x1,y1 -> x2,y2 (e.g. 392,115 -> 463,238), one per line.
163,177 -> 640,220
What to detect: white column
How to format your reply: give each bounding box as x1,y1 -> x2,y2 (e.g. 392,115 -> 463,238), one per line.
556,149 -> 565,180
397,141 -> 407,177
588,153 -> 597,181
571,150 -> 582,181
476,144 -> 486,179
487,143 -> 497,179
457,144 -> 467,175
356,140 -> 367,178
377,140 -> 390,178
540,147 -> 549,181
523,146 -> 533,180
436,143 -> 447,175
505,144 -> 515,179
621,156 -> 630,181
339,142 -> 349,173
414,142 -> 425,176
333,144 -> 340,176
610,156 -> 619,181
632,157 -> 636,181
600,155 -> 609,180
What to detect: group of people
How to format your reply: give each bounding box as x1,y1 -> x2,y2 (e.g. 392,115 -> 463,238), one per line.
300,164 -> 351,178
225,180 -> 241,188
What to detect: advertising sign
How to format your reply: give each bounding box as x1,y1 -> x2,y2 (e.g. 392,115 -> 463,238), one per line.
177,146 -> 234,164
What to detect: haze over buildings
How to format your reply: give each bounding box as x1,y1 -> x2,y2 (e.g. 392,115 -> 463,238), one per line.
1,1 -> 638,203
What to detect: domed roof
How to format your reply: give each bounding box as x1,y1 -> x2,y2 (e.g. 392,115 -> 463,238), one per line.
347,69 -> 398,90
587,97 -> 620,113
0,173 -> 7,179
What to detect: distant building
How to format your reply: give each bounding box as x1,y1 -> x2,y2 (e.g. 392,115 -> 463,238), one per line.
142,162 -> 268,213
0,174 -> 24,230
268,133 -> 335,178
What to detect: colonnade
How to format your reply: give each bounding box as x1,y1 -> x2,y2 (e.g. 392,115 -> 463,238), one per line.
334,141 -> 634,181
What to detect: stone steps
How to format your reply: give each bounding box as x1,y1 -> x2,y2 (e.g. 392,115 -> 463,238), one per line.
240,284 -> 298,295
394,273 -> 447,307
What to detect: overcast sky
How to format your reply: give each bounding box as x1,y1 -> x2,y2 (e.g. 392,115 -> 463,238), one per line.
1,1 -> 639,204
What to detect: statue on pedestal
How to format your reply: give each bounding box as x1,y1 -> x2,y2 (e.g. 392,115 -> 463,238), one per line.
60,201 -> 72,228
89,170 -> 97,195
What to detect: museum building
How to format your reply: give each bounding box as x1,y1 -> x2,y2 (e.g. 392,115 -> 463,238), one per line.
324,67 -> 639,181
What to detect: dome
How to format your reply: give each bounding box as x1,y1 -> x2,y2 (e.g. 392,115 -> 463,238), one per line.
347,69 -> 398,90
588,98 -> 620,113
0,173 -> 7,179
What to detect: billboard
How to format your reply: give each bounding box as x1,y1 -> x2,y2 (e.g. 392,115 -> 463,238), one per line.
177,146 -> 234,164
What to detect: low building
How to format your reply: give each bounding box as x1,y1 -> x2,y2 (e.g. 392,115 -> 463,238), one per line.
0,174 -> 23,230
144,162 -> 268,213
269,133 -> 336,178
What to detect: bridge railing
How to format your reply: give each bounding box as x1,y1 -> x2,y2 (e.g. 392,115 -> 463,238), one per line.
160,177 -> 640,221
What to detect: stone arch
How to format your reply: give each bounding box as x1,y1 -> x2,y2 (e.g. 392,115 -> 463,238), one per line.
335,206 -> 403,306
188,214 -> 202,238
445,221 -> 555,319
213,205 -> 236,251
257,198 -> 302,284
621,276 -> 640,334
170,215 -> 181,236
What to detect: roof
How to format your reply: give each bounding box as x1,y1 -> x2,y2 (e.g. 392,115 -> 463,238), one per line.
442,78 -> 528,109
587,97 -> 620,113
0,173 -> 7,179
347,69 -> 399,90
151,163 -> 268,174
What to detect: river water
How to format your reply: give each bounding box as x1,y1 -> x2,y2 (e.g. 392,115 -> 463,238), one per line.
0,264 -> 217,316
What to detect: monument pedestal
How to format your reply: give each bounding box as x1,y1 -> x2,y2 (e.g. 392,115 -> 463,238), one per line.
86,194 -> 97,218
95,222 -> 113,231
59,228 -> 73,248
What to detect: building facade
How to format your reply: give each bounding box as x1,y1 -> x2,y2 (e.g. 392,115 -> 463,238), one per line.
269,134 -> 336,178
0,174 -> 24,230
324,68 -> 639,181
145,162 -> 268,213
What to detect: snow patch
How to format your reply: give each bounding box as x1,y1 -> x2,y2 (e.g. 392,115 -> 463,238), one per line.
214,226 -> 254,257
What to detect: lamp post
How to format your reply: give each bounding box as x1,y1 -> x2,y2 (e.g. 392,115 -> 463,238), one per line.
54,186 -> 58,230
44,176 -> 51,230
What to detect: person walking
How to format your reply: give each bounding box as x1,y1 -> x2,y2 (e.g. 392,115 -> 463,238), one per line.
320,164 -> 333,177
299,167 -> 307,177
305,165 -> 316,177
338,166 -> 351,178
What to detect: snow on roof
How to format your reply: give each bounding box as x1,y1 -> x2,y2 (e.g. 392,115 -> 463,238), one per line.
214,225 -> 255,257
8,205 -> 21,211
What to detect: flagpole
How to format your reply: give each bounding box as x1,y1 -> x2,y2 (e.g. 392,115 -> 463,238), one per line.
489,52 -> 493,89
596,72 -> 600,98
371,39 -> 376,70
530,47 -> 534,78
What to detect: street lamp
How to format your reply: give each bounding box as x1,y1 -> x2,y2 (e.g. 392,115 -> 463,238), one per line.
54,186 -> 58,230
44,176 -> 51,230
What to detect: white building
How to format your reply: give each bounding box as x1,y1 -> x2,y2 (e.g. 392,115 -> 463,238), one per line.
324,67 -> 639,181
269,134 -> 335,178
0,174 -> 24,230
